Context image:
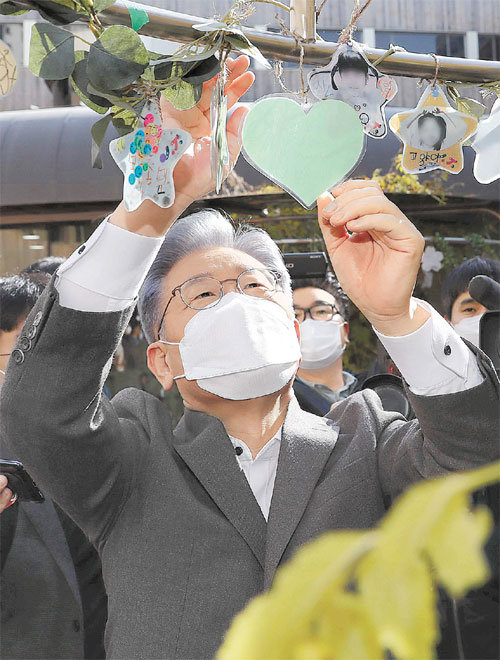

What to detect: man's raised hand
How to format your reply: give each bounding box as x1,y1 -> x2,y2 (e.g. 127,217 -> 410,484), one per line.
318,180 -> 429,336
111,55 -> 254,237
160,55 -> 254,208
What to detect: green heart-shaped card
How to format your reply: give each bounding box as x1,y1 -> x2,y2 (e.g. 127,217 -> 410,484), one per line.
242,96 -> 365,209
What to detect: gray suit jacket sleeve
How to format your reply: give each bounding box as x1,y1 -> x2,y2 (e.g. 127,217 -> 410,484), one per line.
0,281 -> 150,545
370,346 -> 499,503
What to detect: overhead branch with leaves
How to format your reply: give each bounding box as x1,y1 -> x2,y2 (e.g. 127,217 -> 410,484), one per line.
4,0 -> 271,166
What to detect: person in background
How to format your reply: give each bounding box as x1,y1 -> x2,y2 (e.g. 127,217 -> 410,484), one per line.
442,256 -> 500,346
22,256 -> 65,276
0,272 -> 107,660
292,273 -> 357,414
437,255 -> 500,660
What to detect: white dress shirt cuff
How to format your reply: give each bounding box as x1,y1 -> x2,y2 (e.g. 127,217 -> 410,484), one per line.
373,298 -> 484,396
55,218 -> 165,312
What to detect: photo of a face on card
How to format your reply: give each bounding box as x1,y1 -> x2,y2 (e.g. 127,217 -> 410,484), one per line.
399,108 -> 467,152
308,42 -> 397,139
390,84 -> 478,175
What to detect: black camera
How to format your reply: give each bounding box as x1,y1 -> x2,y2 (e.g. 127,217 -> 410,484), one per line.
469,275 -> 500,371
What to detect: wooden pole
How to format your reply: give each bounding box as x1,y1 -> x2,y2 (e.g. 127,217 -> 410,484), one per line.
289,0 -> 316,42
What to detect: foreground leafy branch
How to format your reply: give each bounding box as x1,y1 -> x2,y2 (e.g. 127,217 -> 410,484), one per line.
218,461 -> 500,660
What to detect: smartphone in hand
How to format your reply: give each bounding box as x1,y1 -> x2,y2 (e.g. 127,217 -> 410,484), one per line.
0,460 -> 44,503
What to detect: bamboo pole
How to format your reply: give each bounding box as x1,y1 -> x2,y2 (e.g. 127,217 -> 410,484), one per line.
289,0 -> 316,42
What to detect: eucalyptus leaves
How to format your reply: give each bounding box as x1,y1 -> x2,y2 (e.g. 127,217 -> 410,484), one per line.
7,0 -> 269,167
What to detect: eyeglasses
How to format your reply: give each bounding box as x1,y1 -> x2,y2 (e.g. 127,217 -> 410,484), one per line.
157,267 -> 283,339
294,303 -> 341,323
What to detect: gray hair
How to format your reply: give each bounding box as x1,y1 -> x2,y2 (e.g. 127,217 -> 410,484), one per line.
138,209 -> 292,343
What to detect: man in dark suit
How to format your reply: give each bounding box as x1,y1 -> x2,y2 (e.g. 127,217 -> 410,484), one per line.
1,56 -> 498,659
0,273 -> 107,659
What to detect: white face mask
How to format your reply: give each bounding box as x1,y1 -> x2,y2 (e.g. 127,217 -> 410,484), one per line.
299,318 -> 345,370
160,292 -> 301,401
453,314 -> 482,347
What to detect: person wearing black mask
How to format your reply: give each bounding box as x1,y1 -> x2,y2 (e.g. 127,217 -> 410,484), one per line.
442,256 -> 500,347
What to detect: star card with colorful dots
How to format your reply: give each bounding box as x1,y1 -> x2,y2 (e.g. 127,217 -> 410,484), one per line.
109,102 -> 192,212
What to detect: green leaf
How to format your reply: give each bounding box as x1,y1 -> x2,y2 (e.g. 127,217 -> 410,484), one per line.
165,37 -> 223,63
39,0 -> 79,8
91,113 -> 112,169
29,22 -> 75,80
87,25 -> 150,93
32,0 -> 83,25
92,0 -> 116,11
127,5 -> 149,32
140,67 -> 155,82
455,97 -> 486,122
87,83 -> 139,114
192,20 -> 229,32
161,79 -> 202,110
153,56 -> 219,85
70,50 -> 112,113
110,105 -> 140,136
153,59 -> 197,82
225,32 -> 271,69
0,1 -> 30,16
184,55 -> 221,84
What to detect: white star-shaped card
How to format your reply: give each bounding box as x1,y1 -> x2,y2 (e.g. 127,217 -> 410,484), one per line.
389,84 -> 478,175
109,102 -> 192,212
308,41 -> 397,139
472,98 -> 500,184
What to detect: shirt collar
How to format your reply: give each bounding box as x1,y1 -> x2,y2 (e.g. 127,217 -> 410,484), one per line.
228,427 -> 282,462
301,371 -> 357,403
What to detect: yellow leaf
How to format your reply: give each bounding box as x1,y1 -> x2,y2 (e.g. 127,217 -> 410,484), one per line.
218,462 -> 500,660
218,532 -> 375,660
358,551 -> 437,660
425,494 -> 492,598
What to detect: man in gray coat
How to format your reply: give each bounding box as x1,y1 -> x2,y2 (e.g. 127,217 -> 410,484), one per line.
1,56 -> 498,659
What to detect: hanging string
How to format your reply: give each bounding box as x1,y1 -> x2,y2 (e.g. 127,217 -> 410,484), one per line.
274,12 -> 309,101
371,44 -> 407,68
315,0 -> 330,20
429,53 -> 440,87
417,52 -> 440,87
338,0 -> 374,45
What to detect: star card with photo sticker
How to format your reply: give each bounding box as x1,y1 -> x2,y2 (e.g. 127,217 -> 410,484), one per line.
389,85 -> 478,175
